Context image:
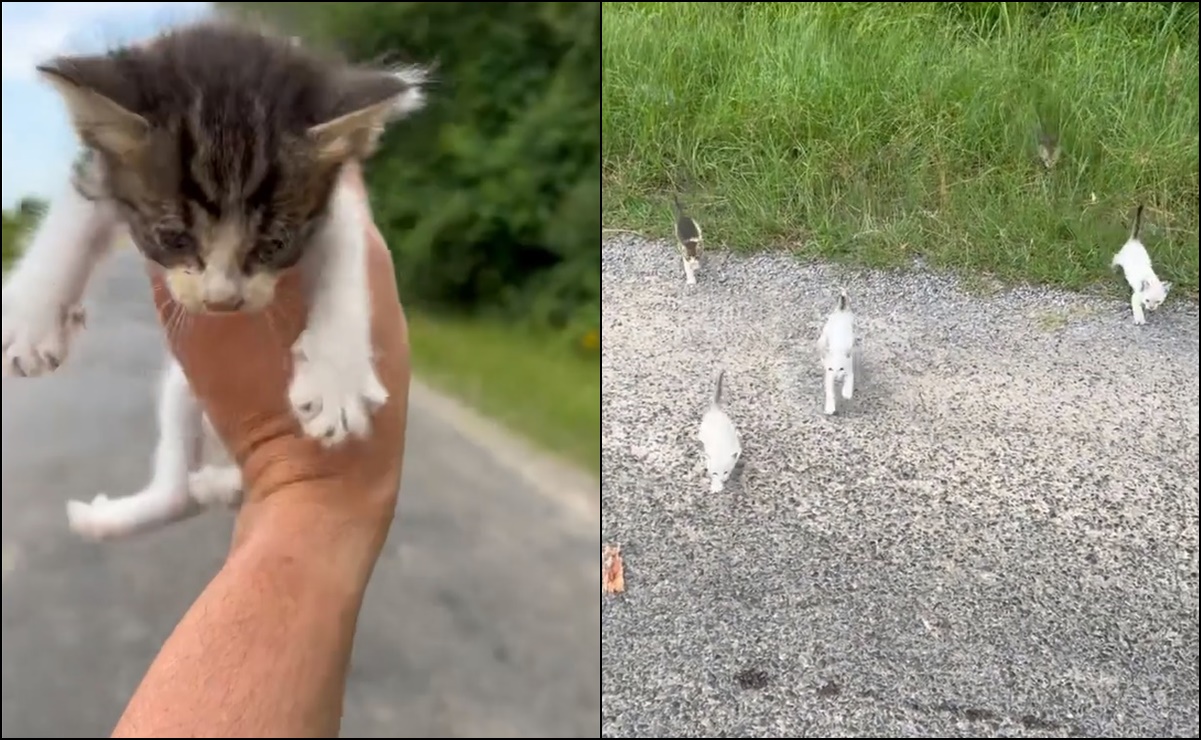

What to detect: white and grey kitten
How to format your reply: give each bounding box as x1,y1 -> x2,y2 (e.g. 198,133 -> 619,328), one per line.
697,368 -> 741,493
817,289 -> 855,416
1,24 -> 428,541
672,195 -> 703,285
1111,204 -> 1171,325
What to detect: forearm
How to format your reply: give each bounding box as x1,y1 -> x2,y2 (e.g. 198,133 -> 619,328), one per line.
111,491 -> 388,738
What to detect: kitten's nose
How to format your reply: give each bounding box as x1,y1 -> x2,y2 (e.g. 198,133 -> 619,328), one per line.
203,297 -> 245,313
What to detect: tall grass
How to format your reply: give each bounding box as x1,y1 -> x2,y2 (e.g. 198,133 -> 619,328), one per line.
603,2 -> 1199,293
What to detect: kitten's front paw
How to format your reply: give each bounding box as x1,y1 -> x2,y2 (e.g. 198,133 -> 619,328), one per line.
824,402 -> 837,416
1133,314 -> 1146,326
288,332 -> 388,447
1,297 -> 86,377
189,466 -> 243,509
841,385 -> 854,401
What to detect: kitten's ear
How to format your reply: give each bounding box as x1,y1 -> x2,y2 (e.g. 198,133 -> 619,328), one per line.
1140,279 -> 1151,293
36,56 -> 149,159
307,66 -> 428,163
1163,282 -> 1173,294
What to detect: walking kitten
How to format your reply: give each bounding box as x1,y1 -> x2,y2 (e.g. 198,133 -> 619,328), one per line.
1,22 -> 428,540
672,194 -> 703,285
817,289 -> 855,415
1111,204 -> 1171,325
697,368 -> 741,493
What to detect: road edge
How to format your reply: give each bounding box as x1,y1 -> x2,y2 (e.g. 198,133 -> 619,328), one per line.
408,378 -> 600,525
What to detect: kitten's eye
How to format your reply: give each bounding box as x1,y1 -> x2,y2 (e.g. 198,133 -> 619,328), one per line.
253,237 -> 288,262
159,231 -> 195,253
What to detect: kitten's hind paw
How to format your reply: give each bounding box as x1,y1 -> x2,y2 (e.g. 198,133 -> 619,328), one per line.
189,466 -> 244,509
66,494 -> 120,542
288,331 -> 389,447
1,300 -> 85,377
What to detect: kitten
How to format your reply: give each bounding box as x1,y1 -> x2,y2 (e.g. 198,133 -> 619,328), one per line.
1036,130 -> 1060,170
0,22 -> 428,540
672,194 -> 703,285
1111,204 -> 1171,325
817,289 -> 855,415
697,368 -> 741,493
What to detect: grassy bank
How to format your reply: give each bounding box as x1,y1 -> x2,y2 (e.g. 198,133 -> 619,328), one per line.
603,2 -> 1199,295
407,313 -> 600,476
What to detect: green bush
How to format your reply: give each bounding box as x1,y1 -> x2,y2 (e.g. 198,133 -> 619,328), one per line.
225,2 -> 601,334
2,198 -> 47,268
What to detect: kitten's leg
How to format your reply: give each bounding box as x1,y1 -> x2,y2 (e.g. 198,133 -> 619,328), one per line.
823,367 -> 837,415
1130,292 -> 1146,325
2,183 -> 119,377
841,360 -> 855,400
677,243 -> 696,285
188,465 -> 244,510
288,180 -> 388,447
67,358 -> 204,541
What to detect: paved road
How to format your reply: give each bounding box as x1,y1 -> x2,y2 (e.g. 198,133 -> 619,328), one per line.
2,251 -> 600,738
600,236 -> 1199,738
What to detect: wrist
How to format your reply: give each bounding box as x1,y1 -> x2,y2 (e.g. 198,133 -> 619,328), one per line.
229,482 -> 394,598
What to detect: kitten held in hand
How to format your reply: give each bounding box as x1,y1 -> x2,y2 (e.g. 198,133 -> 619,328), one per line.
672,194 -> 704,285
1,23 -> 429,540
817,289 -> 855,415
1111,204 -> 1171,326
697,368 -> 741,493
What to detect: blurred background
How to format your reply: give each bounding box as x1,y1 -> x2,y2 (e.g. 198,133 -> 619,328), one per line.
2,2 -> 600,737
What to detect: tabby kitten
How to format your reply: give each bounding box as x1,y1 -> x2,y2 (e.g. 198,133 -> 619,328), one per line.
1,22 -> 428,539
672,194 -> 703,285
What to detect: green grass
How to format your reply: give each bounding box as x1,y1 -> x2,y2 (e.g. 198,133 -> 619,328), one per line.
604,2 -> 1200,296
407,313 -> 600,475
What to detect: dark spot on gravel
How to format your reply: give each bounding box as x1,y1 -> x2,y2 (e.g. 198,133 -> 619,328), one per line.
816,680 -> 841,697
734,668 -> 769,690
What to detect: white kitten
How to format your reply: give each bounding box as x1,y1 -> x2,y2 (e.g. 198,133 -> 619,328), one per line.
817,289 -> 855,416
1111,204 -> 1171,325
697,368 -> 741,493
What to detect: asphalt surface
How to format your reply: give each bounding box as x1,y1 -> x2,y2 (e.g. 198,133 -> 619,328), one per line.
2,250 -> 600,738
600,236 -> 1199,738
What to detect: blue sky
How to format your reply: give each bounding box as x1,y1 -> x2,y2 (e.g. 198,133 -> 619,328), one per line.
2,1 -> 213,208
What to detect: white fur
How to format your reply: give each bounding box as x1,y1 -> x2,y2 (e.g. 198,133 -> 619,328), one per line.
387,65 -> 430,119
697,369 -> 741,493
65,359 -> 244,540
681,252 -> 700,285
1,185 -> 119,376
1,175 -> 385,540
1112,238 -> 1171,326
288,181 -> 389,446
817,290 -> 855,416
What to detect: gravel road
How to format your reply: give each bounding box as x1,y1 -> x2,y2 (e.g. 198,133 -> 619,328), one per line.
600,235 -> 1199,738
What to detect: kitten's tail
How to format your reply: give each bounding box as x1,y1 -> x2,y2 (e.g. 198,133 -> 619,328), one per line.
672,194 -> 685,217
1129,203 -> 1144,242
711,368 -> 726,408
836,288 -> 850,311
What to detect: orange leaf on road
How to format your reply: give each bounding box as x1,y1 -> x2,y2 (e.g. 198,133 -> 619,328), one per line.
602,543 -> 625,594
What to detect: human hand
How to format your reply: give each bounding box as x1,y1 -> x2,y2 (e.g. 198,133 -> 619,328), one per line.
148,165 -> 410,562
